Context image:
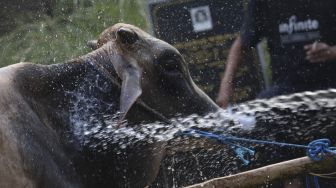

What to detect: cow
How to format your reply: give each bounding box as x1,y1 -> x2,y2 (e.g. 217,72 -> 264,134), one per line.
0,23 -> 219,188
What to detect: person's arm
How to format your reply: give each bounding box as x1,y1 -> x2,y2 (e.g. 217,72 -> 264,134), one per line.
217,0 -> 266,108
304,42 -> 336,63
216,36 -> 252,108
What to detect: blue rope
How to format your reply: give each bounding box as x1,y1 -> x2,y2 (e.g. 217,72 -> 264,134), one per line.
305,175 -> 320,188
180,129 -> 335,188
180,129 -> 336,165
313,176 -> 320,188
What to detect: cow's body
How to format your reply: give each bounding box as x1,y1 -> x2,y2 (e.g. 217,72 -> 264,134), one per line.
0,63 -> 79,187
0,23 -> 219,188
0,61 -> 160,188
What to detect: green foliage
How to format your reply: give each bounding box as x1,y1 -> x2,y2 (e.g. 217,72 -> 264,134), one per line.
0,0 -> 147,67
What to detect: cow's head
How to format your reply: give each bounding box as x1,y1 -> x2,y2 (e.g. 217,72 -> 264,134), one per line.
88,23 -> 219,122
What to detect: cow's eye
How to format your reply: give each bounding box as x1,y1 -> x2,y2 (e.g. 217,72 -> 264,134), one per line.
158,51 -> 183,73
162,59 -> 182,72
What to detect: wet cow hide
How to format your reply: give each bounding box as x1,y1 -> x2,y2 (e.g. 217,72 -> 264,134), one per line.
0,23 -> 219,188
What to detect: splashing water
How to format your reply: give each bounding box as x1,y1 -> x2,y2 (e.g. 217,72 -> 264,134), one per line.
65,85 -> 336,187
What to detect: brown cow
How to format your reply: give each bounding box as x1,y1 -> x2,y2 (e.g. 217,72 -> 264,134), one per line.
0,23 -> 219,188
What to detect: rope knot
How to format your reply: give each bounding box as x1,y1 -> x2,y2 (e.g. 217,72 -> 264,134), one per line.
179,129 -> 336,165
307,139 -> 331,161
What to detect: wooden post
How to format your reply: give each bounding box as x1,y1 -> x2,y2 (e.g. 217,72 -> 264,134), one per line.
185,156 -> 336,188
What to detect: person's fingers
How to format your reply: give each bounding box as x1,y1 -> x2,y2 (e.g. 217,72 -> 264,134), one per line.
304,44 -> 313,50
216,96 -> 229,108
306,46 -> 330,61
306,51 -> 320,60
216,100 -> 227,108
307,50 -> 324,58
306,50 -> 331,63
305,42 -> 334,63
305,42 -> 329,55
304,42 -> 320,51
309,57 -> 326,63
308,46 -> 328,56
307,54 -> 324,62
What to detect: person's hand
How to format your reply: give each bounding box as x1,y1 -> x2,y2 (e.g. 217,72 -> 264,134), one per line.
304,42 -> 336,63
216,93 -> 230,108
216,85 -> 231,108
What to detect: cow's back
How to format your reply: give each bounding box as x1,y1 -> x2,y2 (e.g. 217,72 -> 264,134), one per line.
0,63 -> 36,187
0,63 -> 80,188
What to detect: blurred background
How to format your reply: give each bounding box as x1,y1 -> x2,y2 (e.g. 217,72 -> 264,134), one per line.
0,0 -> 147,67
0,0 -> 265,102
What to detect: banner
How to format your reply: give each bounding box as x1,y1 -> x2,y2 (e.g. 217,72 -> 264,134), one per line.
147,0 -> 262,102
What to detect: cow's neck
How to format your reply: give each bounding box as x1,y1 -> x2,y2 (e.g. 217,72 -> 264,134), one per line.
15,47 -> 120,131
81,46 -> 121,87
20,48 -> 118,95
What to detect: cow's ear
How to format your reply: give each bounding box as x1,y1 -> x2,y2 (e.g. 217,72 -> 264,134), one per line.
87,40 -> 98,50
108,54 -> 142,125
116,27 -> 139,45
109,55 -> 142,123
119,64 -> 142,122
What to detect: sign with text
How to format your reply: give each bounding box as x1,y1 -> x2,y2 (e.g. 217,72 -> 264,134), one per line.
147,0 -> 262,102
